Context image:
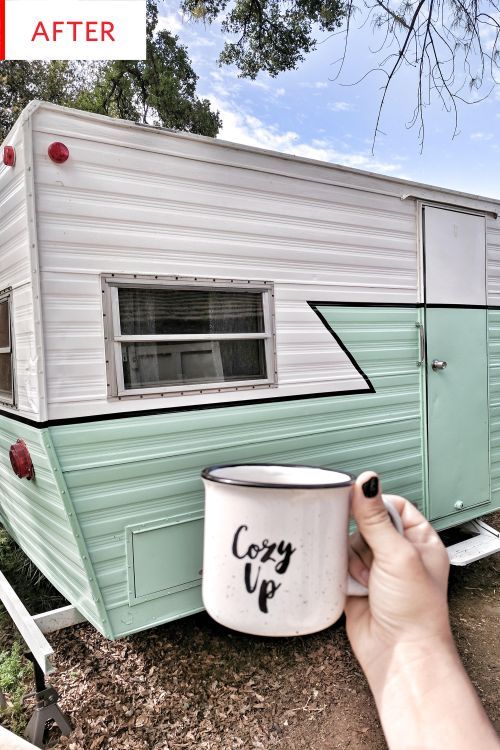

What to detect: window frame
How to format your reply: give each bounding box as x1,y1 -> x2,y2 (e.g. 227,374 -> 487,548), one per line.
102,274 -> 277,399
0,289 -> 15,407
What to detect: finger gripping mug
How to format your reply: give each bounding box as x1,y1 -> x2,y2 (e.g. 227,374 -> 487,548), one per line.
201,464 -> 403,637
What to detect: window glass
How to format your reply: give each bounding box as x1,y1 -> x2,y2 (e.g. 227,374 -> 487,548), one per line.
0,353 -> 12,402
122,339 -> 267,390
118,288 -> 265,336
0,301 -> 9,349
107,279 -> 274,396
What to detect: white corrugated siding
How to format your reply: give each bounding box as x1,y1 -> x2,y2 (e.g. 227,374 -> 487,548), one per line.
31,105 -> 420,420
487,215 -> 500,305
0,117 -> 40,417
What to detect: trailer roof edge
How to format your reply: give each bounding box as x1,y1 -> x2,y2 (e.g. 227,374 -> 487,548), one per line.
401,193 -> 498,219
25,100 -> 500,214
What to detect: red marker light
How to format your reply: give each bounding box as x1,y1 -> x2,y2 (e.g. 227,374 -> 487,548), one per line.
48,142 -> 70,164
3,146 -> 15,167
9,439 -> 35,480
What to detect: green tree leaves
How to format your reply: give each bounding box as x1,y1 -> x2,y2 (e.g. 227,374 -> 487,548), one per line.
75,31 -> 220,136
0,0 -> 220,142
182,0 -> 347,77
0,61 -> 79,141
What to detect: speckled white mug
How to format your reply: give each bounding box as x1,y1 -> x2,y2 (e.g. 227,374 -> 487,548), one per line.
201,464 -> 403,637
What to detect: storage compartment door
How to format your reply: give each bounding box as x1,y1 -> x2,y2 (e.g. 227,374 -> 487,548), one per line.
127,514 -> 203,605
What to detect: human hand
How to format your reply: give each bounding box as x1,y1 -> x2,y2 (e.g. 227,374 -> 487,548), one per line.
344,471 -> 500,750
344,471 -> 452,681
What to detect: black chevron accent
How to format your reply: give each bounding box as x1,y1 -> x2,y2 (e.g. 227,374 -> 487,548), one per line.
307,303 -> 375,394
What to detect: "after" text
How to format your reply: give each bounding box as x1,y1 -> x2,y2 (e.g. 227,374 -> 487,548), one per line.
31,21 -> 116,43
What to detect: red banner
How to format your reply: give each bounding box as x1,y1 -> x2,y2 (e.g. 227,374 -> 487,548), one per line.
0,0 -> 5,61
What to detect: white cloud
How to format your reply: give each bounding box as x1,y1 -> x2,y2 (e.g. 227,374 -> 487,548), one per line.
157,13 -> 183,33
245,79 -> 270,91
329,101 -> 354,112
208,95 -> 403,175
470,132 -> 494,141
187,35 -> 216,48
242,79 -> 286,96
479,13 -> 500,54
208,68 -> 243,98
301,81 -> 329,90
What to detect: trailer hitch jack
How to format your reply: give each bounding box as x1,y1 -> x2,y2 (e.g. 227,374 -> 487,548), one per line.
23,653 -> 72,749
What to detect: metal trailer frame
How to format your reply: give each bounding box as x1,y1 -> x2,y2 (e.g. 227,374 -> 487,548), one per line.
0,570 -> 85,748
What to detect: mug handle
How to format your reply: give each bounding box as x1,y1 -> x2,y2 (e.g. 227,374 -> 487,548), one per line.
346,497 -> 404,597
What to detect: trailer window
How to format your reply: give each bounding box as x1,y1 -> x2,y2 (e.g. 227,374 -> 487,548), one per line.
0,295 -> 13,404
103,277 -> 276,397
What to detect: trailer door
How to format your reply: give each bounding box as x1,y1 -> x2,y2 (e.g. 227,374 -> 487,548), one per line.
423,206 -> 490,521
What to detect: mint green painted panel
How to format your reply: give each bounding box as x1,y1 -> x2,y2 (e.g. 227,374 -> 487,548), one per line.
106,587 -> 205,638
488,310 -> 500,509
50,305 -> 426,638
4,304 -> 500,639
321,306 -> 421,378
128,515 -> 203,602
0,416 -> 106,632
426,308 -> 490,520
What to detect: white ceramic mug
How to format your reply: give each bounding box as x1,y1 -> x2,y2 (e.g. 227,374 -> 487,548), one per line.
201,464 -> 404,637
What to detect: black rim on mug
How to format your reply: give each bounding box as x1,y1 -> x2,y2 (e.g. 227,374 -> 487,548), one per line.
201,464 -> 355,490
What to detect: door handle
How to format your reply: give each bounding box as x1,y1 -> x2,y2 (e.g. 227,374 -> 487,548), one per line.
416,322 -> 425,367
432,359 -> 447,371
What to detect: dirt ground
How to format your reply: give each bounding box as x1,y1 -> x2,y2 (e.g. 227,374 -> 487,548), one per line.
4,517 -> 500,750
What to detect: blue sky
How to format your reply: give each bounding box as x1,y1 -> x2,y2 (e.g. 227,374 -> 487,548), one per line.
158,1 -> 500,199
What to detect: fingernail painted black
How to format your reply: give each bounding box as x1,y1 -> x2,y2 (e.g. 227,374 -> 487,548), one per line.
362,477 -> 379,498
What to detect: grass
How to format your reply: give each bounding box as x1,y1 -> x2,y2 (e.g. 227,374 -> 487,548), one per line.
0,642 -> 33,732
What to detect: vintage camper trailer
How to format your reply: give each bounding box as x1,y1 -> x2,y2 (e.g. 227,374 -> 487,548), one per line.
1,101 -> 499,640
